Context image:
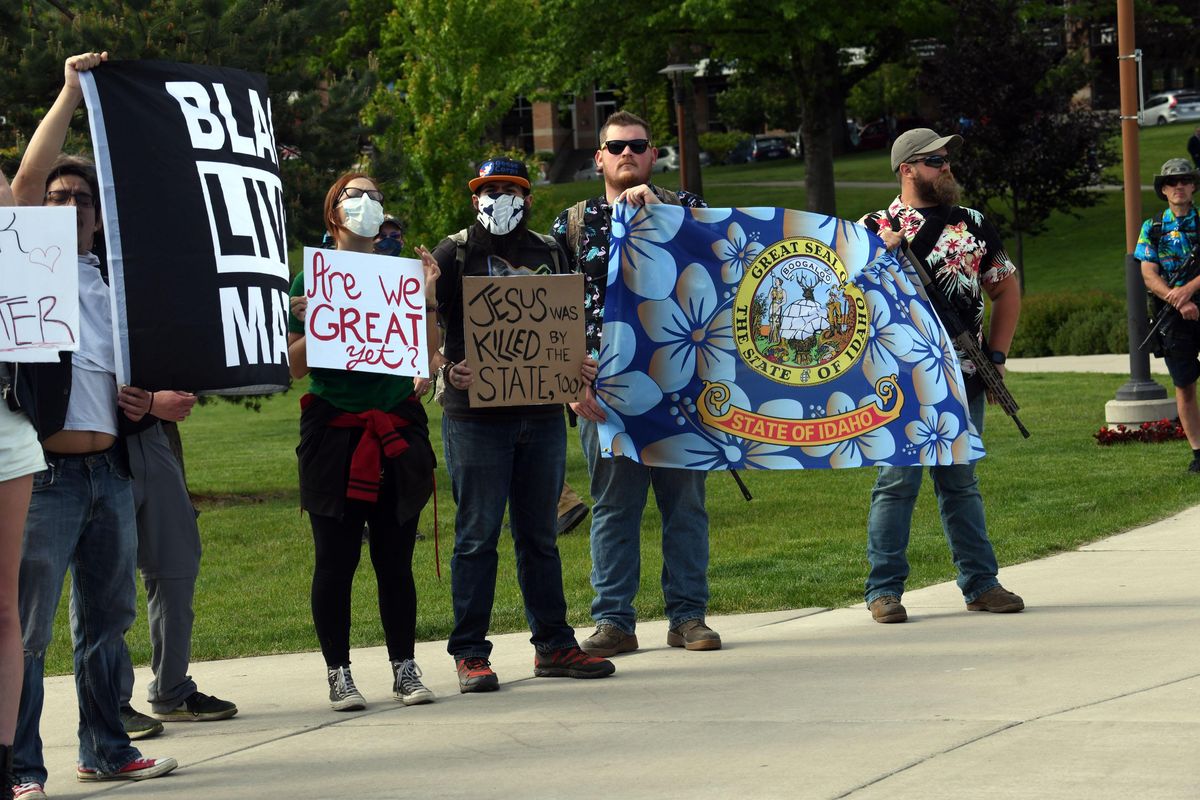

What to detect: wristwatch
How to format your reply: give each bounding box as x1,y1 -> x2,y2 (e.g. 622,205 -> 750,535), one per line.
988,350 -> 1007,365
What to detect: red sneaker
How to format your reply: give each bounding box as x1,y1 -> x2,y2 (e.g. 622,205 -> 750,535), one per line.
77,756 -> 178,782
455,657 -> 499,693
534,646 -> 615,679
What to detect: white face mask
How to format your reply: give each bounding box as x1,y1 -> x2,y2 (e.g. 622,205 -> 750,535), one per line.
341,196 -> 385,238
476,193 -> 526,236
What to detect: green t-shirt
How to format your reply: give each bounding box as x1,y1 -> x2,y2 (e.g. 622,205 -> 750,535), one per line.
288,271 -> 414,413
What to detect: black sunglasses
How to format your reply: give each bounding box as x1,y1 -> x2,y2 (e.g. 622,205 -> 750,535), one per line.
907,155 -> 950,169
1162,177 -> 1196,187
601,139 -> 651,155
338,186 -> 384,202
45,190 -> 95,208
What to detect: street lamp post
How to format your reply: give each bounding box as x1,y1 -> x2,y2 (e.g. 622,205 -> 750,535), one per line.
658,62 -> 697,193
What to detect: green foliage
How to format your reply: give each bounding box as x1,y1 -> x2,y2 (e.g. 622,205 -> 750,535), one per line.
364,0 -> 538,250
1008,291 -> 1128,357
846,61 -> 920,123
698,130 -> 748,164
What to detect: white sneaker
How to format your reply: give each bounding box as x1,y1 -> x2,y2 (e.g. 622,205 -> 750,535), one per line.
392,658 -> 435,706
327,665 -> 366,711
13,783 -> 48,800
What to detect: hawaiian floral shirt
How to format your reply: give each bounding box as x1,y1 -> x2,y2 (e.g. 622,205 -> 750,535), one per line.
552,188 -> 706,358
1135,206 -> 1199,286
860,196 -> 1017,376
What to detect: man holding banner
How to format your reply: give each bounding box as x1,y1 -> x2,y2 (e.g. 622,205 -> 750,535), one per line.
858,128 -> 1024,624
432,157 -> 615,692
9,52 -> 177,795
552,111 -> 722,657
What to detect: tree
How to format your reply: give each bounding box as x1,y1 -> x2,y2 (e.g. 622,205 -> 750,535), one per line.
920,0 -> 1118,289
0,0 -> 371,252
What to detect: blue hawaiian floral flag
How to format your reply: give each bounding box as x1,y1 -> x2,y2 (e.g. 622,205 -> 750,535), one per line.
595,204 -> 985,470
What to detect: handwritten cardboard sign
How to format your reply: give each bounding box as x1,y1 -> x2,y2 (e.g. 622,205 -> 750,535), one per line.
462,273 -> 585,407
0,206 -> 79,363
302,247 -> 428,377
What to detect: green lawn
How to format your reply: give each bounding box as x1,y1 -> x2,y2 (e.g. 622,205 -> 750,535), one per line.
44,372 -> 1200,676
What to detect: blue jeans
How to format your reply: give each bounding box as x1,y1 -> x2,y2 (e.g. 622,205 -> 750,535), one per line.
579,418 -> 710,634
865,392 -> 1000,604
442,414 -> 576,658
15,449 -> 141,786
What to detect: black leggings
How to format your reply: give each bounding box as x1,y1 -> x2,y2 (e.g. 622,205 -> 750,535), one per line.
309,481 -> 418,667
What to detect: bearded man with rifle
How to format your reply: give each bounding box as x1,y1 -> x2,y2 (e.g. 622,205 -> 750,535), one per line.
857,128 -> 1025,625
1137,159 -> 1200,474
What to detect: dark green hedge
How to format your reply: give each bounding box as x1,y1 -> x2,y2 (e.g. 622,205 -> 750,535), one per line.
1006,291 -> 1130,357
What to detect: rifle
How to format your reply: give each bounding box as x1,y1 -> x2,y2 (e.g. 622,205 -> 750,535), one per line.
1138,250 -> 1200,352
899,242 -> 1030,439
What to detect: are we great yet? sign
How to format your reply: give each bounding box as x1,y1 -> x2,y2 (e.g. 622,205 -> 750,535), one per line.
301,246 -> 429,377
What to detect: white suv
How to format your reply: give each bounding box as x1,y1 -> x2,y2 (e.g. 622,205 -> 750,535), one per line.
1142,91 -> 1200,126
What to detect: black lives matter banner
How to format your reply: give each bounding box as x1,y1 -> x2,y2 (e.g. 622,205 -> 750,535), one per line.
80,61 -> 289,394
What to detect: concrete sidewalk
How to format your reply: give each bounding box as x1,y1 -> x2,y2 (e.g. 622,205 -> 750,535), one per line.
30,504 -> 1200,799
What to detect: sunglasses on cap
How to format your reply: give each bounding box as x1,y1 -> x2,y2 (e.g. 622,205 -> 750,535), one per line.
337,186 -> 384,202
1162,177 -> 1196,187
601,139 -> 651,155
907,155 -> 950,169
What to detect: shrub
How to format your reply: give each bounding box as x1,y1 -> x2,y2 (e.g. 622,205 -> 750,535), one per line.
699,130 -> 749,164
1007,291 -> 1128,357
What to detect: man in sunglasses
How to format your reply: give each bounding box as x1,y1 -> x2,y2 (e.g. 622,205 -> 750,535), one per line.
552,110 -> 722,658
431,157 -> 614,693
857,127 -> 1024,624
1136,159 -> 1200,474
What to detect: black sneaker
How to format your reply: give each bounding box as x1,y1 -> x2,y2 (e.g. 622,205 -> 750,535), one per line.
152,691 -> 238,722
327,665 -> 367,711
533,646 -> 615,679
1188,458 -> 1200,473
391,658 -> 435,705
120,705 -> 164,740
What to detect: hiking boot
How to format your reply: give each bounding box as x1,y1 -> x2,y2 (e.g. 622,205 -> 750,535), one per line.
456,657 -> 500,693
152,691 -> 238,722
580,624 -> 638,657
327,665 -> 366,711
120,705 -> 164,740
12,783 -> 47,800
666,619 -> 722,651
966,586 -> 1025,613
77,756 -> 178,782
868,595 -> 908,623
533,646 -> 615,679
556,503 -> 589,536
392,658 -> 435,706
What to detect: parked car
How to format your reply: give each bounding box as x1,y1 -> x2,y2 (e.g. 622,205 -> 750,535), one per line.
655,144 -> 712,172
1141,91 -> 1200,127
724,135 -> 791,164
572,162 -> 600,181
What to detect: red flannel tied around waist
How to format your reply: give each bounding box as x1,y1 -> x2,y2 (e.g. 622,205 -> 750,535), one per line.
302,394 -> 411,503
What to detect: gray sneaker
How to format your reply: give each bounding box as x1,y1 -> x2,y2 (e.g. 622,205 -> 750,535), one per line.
392,659 -> 435,706
666,619 -> 721,651
120,705 -> 164,740
327,665 -> 366,711
580,624 -> 638,657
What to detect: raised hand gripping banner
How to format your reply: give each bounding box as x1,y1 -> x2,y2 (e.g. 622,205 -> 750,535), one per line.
596,205 -> 983,470
81,61 -> 289,394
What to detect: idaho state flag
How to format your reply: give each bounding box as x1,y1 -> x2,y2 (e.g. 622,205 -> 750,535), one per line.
595,205 -> 984,470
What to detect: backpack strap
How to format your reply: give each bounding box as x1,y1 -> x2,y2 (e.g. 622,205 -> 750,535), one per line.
652,186 -> 681,206
448,228 -> 469,274
531,231 -> 566,274
566,199 -> 588,261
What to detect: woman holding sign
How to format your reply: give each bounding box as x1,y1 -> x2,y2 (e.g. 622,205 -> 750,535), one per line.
287,172 -> 440,712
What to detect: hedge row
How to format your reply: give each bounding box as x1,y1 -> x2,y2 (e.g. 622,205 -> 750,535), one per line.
1005,291 -> 1130,357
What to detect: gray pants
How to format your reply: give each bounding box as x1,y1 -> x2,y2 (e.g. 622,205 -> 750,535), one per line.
119,421 -> 202,713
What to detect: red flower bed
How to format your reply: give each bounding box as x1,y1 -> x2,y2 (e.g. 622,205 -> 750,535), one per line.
1094,418 -> 1186,445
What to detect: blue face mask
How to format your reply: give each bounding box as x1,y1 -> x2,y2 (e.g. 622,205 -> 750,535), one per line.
374,232 -> 404,257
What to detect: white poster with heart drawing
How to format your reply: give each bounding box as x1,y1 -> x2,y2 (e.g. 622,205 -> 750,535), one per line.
0,206 -> 79,362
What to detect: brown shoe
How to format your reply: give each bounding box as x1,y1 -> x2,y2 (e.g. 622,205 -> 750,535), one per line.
868,595 -> 908,623
966,586 -> 1025,613
666,619 -> 722,651
580,624 -> 638,657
